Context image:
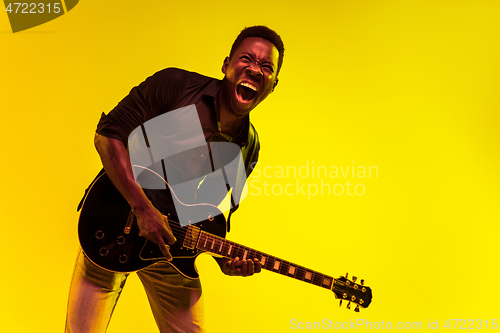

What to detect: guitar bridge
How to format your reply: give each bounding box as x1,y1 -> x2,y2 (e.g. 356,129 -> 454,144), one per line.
183,225 -> 201,249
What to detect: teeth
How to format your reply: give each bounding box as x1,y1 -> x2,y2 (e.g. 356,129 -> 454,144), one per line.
240,82 -> 257,91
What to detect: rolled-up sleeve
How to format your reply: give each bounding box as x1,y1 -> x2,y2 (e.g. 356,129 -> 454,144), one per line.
96,68 -> 188,146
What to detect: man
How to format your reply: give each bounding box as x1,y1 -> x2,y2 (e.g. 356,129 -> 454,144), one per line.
66,26 -> 285,332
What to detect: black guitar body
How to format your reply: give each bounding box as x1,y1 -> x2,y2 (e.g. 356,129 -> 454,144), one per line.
78,171 -> 227,278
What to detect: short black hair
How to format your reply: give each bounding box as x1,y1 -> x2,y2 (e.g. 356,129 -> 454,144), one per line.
229,25 -> 285,75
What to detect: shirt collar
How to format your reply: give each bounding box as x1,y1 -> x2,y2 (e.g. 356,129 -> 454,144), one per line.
202,79 -> 221,99
203,79 -> 250,147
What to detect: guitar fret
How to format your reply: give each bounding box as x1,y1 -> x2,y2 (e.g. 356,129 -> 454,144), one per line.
312,273 -> 323,286
295,268 -> 305,281
266,257 -> 275,271
279,261 -> 290,275
250,249 -> 257,261
195,232 -> 338,292
322,277 -> 332,288
304,271 -> 313,282
237,246 -> 245,260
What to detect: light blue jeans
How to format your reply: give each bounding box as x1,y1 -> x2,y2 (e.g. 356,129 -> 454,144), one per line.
65,250 -> 205,332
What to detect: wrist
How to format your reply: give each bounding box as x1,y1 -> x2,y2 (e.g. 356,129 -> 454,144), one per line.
129,195 -> 153,214
214,257 -> 231,272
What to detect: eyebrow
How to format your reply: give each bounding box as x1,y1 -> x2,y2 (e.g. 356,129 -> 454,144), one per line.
241,52 -> 275,66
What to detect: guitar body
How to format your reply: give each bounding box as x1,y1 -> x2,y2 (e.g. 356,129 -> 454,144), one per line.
78,171 -> 227,278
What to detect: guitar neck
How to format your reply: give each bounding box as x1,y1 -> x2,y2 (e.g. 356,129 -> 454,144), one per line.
196,230 -> 335,290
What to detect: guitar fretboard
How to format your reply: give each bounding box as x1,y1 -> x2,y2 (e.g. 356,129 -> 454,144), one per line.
195,230 -> 334,290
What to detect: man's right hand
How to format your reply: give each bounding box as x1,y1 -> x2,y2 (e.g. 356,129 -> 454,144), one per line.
94,133 -> 177,261
134,204 -> 177,261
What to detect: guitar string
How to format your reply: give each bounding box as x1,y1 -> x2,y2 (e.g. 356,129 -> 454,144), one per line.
132,219 -> 369,298
134,212 -> 338,276
130,165 -> 341,288
129,221 -> 365,302
130,220 -> 335,286
145,221 -> 339,288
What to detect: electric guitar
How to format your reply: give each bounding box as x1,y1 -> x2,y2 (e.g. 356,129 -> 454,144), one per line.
78,168 -> 373,312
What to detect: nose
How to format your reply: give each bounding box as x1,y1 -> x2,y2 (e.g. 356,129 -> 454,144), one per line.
246,62 -> 263,77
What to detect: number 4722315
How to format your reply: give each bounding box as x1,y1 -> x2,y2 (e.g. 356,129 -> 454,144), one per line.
444,319 -> 498,329
5,3 -> 62,14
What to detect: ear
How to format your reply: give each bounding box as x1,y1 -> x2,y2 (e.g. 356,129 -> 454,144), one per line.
221,56 -> 230,74
271,78 -> 279,92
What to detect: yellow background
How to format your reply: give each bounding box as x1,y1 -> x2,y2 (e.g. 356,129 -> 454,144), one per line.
1,0 -> 499,331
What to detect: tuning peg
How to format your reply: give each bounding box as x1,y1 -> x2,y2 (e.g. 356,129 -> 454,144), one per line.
339,300 -> 342,307
352,276 -> 357,282
346,301 -> 351,310
354,305 -> 360,313
346,272 -> 349,278
360,279 -> 364,285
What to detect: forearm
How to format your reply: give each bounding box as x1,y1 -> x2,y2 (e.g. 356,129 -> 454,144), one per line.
94,132 -> 151,213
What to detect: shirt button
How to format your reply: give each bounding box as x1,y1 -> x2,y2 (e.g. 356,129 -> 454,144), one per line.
200,154 -> 205,157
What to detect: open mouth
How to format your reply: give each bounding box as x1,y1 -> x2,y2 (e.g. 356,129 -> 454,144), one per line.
237,82 -> 258,102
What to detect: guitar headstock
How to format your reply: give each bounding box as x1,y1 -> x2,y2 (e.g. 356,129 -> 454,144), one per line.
332,273 -> 372,312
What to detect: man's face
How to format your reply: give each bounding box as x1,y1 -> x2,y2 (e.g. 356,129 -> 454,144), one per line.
221,37 -> 279,118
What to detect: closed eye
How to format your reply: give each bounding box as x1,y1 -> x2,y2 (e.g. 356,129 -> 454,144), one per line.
263,65 -> 274,73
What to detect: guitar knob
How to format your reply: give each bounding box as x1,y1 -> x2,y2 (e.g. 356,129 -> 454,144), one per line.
117,236 -> 126,245
346,301 -> 351,309
99,247 -> 108,257
95,230 -> 105,240
352,276 -> 357,282
355,305 -> 360,313
119,254 -> 128,263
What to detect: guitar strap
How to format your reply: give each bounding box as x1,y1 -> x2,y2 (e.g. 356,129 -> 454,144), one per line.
226,121 -> 260,232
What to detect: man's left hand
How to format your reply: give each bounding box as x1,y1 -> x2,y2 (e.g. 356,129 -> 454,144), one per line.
221,257 -> 262,277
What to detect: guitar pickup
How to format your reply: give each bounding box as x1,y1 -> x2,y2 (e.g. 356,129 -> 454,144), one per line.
183,225 -> 201,249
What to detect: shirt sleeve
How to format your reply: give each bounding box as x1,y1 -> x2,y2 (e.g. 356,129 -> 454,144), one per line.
96,68 -> 189,146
